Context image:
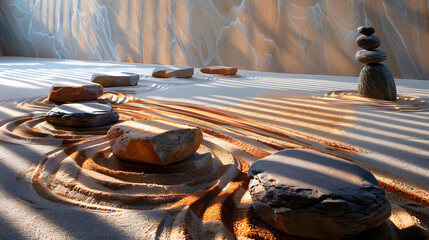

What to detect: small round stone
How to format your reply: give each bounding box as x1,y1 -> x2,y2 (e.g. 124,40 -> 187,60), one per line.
356,35 -> 381,50
358,26 -> 375,36
45,102 -> 119,128
355,49 -> 387,64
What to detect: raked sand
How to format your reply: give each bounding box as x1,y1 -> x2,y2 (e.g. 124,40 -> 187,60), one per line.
0,56 -> 428,239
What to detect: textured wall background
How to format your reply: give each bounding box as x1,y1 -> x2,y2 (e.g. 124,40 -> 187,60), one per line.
1,0 -> 428,79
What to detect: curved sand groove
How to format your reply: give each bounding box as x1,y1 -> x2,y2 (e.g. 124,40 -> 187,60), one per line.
31,135 -> 299,238
32,137 -> 243,210
0,93 -> 140,145
323,91 -> 429,111
0,114 -> 113,145
0,96 -> 55,114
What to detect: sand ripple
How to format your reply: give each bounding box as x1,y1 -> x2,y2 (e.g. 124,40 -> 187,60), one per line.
32,136 -> 242,209
1,92 -> 424,238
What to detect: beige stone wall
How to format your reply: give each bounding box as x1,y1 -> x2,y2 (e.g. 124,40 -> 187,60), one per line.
1,0 -> 428,79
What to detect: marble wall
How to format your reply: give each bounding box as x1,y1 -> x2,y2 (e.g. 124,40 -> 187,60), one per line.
1,0 -> 428,79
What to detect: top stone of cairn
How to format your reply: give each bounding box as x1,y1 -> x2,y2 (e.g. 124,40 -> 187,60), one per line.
358,26 -> 375,36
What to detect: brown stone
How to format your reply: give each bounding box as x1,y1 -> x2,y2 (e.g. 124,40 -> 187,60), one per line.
107,120 -> 203,166
152,65 -> 194,78
200,66 -> 238,75
47,83 -> 103,103
91,72 -> 139,87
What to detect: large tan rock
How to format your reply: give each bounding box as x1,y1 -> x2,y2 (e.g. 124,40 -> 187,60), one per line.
91,72 -> 139,87
152,65 -> 194,78
107,120 -> 203,166
200,66 -> 237,75
48,83 -> 103,103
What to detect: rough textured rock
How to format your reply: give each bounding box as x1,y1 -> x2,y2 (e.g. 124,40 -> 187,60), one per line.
358,26 -> 375,36
248,150 -> 391,239
200,66 -> 238,75
152,65 -> 194,78
358,63 -> 397,101
91,72 -> 139,87
107,120 -> 203,166
48,83 -> 103,103
45,102 -> 119,127
356,35 -> 381,50
356,50 -> 387,64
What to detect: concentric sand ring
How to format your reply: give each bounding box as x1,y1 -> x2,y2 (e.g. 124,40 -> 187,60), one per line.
32,137 -> 241,210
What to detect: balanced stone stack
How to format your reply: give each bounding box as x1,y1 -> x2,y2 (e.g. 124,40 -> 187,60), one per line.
356,26 -> 397,101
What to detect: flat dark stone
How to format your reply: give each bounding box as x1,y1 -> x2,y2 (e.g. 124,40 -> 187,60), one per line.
45,102 -> 119,128
358,63 -> 397,101
248,150 -> 391,239
356,50 -> 387,64
356,35 -> 381,50
358,26 -> 375,36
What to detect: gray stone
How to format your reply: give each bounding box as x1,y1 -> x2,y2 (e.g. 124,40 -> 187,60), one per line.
91,72 -> 139,87
356,35 -> 381,50
358,26 -> 375,36
45,102 -> 119,128
358,63 -> 397,101
356,50 -> 387,64
248,150 -> 391,239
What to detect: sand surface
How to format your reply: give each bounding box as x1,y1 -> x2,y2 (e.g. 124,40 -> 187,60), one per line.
0,56 -> 428,239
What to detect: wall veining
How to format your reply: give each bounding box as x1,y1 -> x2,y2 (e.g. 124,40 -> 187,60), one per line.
1,0 -> 428,79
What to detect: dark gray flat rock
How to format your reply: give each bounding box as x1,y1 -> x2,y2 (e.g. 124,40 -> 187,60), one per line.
248,149 -> 391,239
45,102 -> 119,127
356,35 -> 381,50
358,63 -> 397,101
356,50 -> 387,64
358,26 -> 375,36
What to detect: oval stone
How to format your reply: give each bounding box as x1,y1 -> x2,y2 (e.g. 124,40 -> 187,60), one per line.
45,102 -> 119,128
356,50 -> 387,64
356,35 -> 381,50
248,150 -> 391,239
358,26 -> 375,36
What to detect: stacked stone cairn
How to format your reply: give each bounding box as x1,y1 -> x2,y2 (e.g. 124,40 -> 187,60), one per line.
356,26 -> 397,101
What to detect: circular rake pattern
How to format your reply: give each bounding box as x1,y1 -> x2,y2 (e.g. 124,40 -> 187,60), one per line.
3,92 -> 422,238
